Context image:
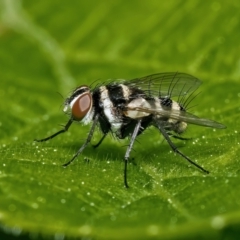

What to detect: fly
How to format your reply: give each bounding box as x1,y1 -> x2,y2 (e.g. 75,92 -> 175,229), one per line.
35,72 -> 226,188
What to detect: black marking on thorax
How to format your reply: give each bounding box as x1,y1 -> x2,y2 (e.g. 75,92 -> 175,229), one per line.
92,88 -> 102,112
106,84 -> 127,108
129,87 -> 147,101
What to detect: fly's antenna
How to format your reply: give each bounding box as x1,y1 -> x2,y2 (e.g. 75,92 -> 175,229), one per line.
56,91 -> 65,100
56,92 -> 67,111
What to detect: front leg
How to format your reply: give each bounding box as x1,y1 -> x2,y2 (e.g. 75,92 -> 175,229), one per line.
63,115 -> 99,167
124,119 -> 142,188
34,119 -> 73,142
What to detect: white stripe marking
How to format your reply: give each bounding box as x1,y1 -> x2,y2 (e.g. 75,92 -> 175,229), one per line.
100,86 -> 122,131
119,84 -> 130,100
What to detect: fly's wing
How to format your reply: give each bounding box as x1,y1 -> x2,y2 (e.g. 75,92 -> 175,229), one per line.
166,109 -> 226,129
123,72 -> 201,98
126,106 -> 226,129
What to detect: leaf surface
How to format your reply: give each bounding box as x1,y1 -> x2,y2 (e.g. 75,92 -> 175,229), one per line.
0,0 -> 239,239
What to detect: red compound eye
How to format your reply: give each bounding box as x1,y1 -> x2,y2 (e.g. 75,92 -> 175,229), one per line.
72,93 -> 92,121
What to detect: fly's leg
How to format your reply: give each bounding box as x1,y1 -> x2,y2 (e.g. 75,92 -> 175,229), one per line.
124,119 -> 142,188
156,120 -> 209,174
92,133 -> 108,149
34,119 -> 73,142
167,132 -> 192,141
63,115 -> 99,167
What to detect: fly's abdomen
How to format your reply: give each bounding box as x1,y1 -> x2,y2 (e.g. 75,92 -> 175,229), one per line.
158,97 -> 188,134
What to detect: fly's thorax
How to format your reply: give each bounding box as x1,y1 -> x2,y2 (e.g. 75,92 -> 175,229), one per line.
63,85 -> 94,124
124,97 -> 152,119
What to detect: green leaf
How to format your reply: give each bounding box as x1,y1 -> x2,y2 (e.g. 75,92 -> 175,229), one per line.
0,0 -> 239,239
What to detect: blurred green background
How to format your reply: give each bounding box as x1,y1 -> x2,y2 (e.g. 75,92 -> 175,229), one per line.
0,0 -> 240,239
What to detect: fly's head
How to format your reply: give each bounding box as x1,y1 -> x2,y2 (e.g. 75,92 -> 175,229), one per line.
64,85 -> 93,123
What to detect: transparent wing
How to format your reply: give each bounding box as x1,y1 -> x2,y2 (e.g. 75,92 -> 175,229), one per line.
126,106 -> 226,129
124,72 -> 201,98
